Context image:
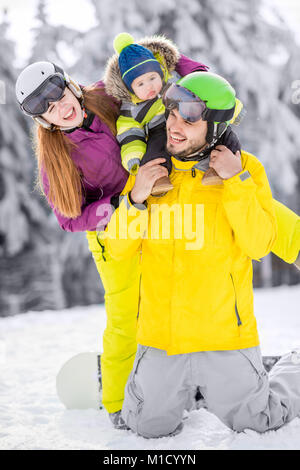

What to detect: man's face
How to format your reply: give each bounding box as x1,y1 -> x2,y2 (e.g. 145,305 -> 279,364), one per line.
166,108 -> 208,158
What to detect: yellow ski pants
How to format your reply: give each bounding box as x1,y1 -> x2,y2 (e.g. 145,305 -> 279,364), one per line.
86,230 -> 140,413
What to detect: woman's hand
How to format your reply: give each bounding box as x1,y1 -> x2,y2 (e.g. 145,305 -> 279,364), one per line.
130,158 -> 168,204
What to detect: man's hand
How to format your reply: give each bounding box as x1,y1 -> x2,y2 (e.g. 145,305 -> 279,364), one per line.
209,145 -> 242,179
130,158 -> 168,204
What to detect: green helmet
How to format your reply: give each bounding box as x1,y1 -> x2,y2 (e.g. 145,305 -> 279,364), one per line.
165,71 -> 240,145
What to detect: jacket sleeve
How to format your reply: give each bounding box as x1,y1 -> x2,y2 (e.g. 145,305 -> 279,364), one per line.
103,175 -> 147,260
140,123 -> 172,174
42,172 -> 115,232
222,156 -> 277,259
52,199 -> 115,232
104,193 -> 147,261
271,199 -> 300,263
116,113 -> 147,174
175,54 -> 209,76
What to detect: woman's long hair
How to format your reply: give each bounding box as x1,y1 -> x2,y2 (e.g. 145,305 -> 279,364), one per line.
34,84 -> 119,219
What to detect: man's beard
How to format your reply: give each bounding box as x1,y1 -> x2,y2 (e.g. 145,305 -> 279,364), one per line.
166,139 -> 208,159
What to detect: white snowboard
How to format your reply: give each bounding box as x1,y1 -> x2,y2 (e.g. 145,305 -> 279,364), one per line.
56,351 -> 300,411
56,352 -> 102,410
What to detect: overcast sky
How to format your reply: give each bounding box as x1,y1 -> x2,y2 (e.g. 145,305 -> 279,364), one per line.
0,0 -> 299,67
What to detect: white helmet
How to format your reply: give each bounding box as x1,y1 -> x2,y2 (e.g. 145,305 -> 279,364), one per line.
16,61 -> 83,130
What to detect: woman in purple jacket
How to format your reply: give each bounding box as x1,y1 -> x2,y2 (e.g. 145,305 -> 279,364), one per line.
15,51 -> 207,428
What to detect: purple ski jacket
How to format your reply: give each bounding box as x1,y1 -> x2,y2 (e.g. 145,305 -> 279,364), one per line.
42,55 -> 208,232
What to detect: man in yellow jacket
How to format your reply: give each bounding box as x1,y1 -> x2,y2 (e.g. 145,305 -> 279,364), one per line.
104,72 -> 300,437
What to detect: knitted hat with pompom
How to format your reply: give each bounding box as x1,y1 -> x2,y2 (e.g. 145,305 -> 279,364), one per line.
113,32 -> 164,94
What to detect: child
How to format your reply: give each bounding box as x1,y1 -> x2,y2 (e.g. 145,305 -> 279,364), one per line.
104,33 -> 210,195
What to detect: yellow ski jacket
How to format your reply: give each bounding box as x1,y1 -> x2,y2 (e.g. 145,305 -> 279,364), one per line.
272,199 -> 300,265
104,151 -> 279,354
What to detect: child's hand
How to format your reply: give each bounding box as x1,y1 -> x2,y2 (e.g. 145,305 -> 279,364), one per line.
209,145 -> 242,180
130,158 -> 168,204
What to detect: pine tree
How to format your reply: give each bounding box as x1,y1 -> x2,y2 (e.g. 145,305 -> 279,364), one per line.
29,0 -> 80,65
154,0 -> 300,286
0,9 -> 63,315
2,0 -> 299,316
68,0 -> 300,288
71,0 -> 160,83
26,0 -> 104,313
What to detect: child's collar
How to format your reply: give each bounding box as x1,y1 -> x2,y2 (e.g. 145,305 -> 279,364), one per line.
130,92 -> 144,105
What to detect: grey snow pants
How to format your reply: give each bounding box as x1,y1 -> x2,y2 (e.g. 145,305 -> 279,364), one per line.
121,345 -> 300,438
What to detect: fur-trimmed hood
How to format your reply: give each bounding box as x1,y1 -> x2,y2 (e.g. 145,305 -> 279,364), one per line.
104,35 -> 180,102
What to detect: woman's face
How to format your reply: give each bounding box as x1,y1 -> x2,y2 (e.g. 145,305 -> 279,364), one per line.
42,87 -> 83,128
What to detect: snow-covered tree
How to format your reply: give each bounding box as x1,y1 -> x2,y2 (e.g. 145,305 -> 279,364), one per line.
1,0 -> 299,315
72,0 -> 300,286
72,0 -> 300,200
29,0 -> 81,66
150,0 -> 300,286
0,8 -> 104,315
0,10 -> 58,314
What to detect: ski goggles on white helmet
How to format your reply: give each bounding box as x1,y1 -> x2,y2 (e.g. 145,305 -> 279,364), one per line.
20,73 -> 67,116
163,83 -> 234,123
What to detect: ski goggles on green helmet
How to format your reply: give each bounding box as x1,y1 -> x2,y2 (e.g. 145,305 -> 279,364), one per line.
163,83 -> 207,122
163,83 -> 235,123
20,74 -> 67,116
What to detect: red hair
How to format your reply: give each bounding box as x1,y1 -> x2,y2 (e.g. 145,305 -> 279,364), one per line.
34,85 -> 119,218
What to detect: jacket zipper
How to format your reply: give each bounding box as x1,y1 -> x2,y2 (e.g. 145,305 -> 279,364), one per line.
136,274 -> 142,320
230,273 -> 242,326
169,185 -> 180,349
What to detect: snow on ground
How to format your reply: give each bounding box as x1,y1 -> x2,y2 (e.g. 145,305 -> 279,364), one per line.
0,285 -> 299,450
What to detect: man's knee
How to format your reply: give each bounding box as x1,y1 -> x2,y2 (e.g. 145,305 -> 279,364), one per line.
138,420 -> 184,439
220,401 -> 280,434
121,376 -> 184,438
122,407 -> 183,438
121,345 -> 189,438
230,418 -> 270,434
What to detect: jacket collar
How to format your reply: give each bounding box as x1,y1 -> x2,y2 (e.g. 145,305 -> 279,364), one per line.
63,110 -> 103,144
64,108 -> 95,134
171,156 -> 210,172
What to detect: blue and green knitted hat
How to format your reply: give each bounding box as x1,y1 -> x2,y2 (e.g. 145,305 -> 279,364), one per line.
113,32 -> 164,94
